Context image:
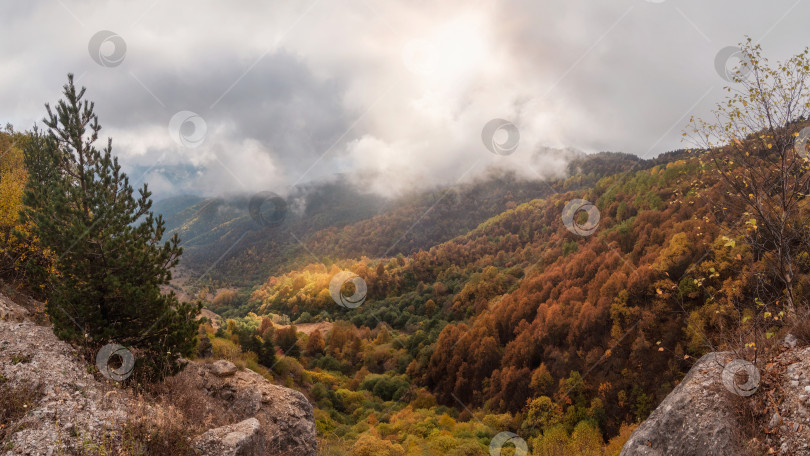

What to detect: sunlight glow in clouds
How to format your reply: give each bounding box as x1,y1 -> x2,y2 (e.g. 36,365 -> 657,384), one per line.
1,0 -> 810,198
405,15 -> 491,84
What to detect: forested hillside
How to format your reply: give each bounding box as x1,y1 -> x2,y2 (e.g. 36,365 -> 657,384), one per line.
190,145 -> 790,454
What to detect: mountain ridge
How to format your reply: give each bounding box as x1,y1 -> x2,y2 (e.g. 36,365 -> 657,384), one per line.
156,151 -> 687,289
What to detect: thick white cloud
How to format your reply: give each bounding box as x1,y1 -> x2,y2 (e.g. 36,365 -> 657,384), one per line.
2,0 -> 809,198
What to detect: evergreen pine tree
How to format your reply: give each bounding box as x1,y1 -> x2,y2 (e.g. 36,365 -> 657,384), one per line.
258,335 -> 277,368
275,325 -> 301,358
21,74 -> 200,381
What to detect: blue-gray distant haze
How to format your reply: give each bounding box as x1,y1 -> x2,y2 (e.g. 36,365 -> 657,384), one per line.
1,0 -> 808,198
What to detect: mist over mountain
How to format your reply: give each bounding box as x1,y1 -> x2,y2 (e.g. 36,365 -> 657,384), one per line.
151,150 -> 678,287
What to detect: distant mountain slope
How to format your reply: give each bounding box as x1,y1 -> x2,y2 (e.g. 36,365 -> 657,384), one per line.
153,181 -> 387,285
153,152 -> 683,286
152,195 -> 205,231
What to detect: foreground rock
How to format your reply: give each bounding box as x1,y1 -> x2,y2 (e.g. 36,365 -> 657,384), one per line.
0,293 -> 317,456
0,308 -> 129,455
178,360 -> 317,456
194,418 -> 264,456
620,352 -> 744,456
621,347 -> 810,456
211,359 -> 239,377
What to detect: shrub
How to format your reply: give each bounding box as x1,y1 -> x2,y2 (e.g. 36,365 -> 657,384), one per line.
359,374 -> 410,402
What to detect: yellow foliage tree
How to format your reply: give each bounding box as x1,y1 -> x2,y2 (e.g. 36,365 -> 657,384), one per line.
0,129 -> 53,284
352,433 -> 405,456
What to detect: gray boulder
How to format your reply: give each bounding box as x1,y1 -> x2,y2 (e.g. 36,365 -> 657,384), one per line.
211,359 -> 238,377
193,418 -> 264,456
620,352 -> 746,456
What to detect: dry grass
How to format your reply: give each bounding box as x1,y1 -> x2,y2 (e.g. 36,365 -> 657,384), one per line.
75,370 -> 239,455
113,403 -> 197,456
99,373 -> 237,455
725,345 -> 801,456
790,307 -> 810,346
72,402 -> 198,456
152,371 -> 237,431
728,390 -> 768,456
0,375 -> 44,447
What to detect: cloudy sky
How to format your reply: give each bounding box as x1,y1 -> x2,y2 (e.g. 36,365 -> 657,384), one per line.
2,0 -> 809,199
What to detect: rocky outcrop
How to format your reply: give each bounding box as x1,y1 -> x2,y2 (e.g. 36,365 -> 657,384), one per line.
177,360 -> 318,456
621,346 -> 810,456
0,305 -> 129,455
194,418 -> 264,456
0,293 -> 317,456
620,352 -> 744,456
